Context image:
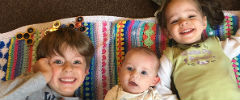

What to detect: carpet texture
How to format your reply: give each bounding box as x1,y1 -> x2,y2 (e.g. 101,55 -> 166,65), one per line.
0,0 -> 239,33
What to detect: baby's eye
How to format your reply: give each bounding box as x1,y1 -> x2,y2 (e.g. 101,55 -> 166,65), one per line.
141,71 -> 147,75
189,15 -> 195,18
127,67 -> 133,71
54,60 -> 63,64
73,60 -> 81,64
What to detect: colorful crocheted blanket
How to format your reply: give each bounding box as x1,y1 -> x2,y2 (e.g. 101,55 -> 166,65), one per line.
0,13 -> 239,100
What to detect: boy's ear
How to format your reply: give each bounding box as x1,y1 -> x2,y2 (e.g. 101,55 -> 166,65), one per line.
151,76 -> 160,86
85,68 -> 90,75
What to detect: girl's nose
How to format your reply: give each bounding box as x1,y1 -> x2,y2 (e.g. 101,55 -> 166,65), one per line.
179,19 -> 188,27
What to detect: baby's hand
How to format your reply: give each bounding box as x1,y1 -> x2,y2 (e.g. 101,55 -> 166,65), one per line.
32,58 -> 52,83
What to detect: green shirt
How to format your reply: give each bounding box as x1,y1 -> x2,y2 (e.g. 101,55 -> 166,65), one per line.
165,37 -> 240,100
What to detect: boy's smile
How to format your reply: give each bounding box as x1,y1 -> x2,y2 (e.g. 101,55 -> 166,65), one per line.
59,77 -> 77,84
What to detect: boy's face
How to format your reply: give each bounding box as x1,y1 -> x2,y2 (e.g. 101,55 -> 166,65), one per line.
48,46 -> 89,96
165,0 -> 207,44
119,51 -> 160,94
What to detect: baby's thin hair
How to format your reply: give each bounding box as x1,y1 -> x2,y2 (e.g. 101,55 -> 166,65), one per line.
126,47 -> 160,72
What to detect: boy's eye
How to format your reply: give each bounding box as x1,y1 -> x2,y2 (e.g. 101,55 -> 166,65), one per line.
73,60 -> 81,64
127,67 -> 133,71
141,71 -> 147,75
54,60 -> 63,64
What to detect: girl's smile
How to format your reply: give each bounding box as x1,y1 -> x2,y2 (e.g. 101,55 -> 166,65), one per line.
165,0 -> 207,44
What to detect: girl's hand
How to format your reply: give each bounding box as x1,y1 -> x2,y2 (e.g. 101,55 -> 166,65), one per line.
32,58 -> 52,83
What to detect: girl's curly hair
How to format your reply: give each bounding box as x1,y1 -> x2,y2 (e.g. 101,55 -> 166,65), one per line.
156,0 -> 224,30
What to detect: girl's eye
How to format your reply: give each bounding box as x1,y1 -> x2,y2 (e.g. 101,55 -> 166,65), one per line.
127,67 -> 133,71
170,20 -> 178,24
141,71 -> 147,75
73,60 -> 81,64
54,60 -> 63,64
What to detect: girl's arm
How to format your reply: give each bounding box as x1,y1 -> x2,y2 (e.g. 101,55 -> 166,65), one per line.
221,30 -> 240,59
156,54 -> 174,95
0,72 -> 47,100
221,11 -> 240,59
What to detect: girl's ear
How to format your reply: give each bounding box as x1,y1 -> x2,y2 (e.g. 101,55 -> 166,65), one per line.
151,76 -> 160,86
164,29 -> 173,39
168,33 -> 173,39
203,16 -> 207,29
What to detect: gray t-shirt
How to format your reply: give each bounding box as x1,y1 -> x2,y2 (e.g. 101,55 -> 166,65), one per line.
0,72 -> 82,100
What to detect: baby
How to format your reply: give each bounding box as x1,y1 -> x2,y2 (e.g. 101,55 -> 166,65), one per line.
104,47 -> 177,100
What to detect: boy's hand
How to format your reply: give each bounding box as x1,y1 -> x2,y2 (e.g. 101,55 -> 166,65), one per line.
32,58 -> 52,83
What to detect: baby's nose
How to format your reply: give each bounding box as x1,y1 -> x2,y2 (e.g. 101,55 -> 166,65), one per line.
131,70 -> 140,79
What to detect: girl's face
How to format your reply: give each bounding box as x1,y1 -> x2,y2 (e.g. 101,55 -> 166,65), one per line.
48,46 -> 89,96
119,51 -> 160,94
165,0 -> 207,44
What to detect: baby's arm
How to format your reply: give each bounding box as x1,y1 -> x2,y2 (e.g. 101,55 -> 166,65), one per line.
156,55 -> 174,95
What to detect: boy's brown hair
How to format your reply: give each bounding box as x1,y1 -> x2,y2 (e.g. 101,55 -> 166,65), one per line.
37,27 -> 94,68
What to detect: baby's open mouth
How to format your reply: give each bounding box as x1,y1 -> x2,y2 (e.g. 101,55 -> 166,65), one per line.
129,81 -> 138,86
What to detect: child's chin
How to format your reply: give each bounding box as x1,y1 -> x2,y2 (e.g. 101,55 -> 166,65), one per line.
59,88 -> 76,96
124,88 -> 143,94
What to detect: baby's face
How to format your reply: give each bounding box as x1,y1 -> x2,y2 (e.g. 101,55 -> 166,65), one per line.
119,51 -> 159,94
48,46 -> 89,96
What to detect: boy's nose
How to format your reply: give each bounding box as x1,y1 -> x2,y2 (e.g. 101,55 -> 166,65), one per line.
63,62 -> 73,72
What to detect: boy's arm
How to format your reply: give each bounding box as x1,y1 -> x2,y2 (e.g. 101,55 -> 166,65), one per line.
32,58 -> 52,83
0,58 -> 51,100
156,55 -> 174,95
0,72 -> 47,100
